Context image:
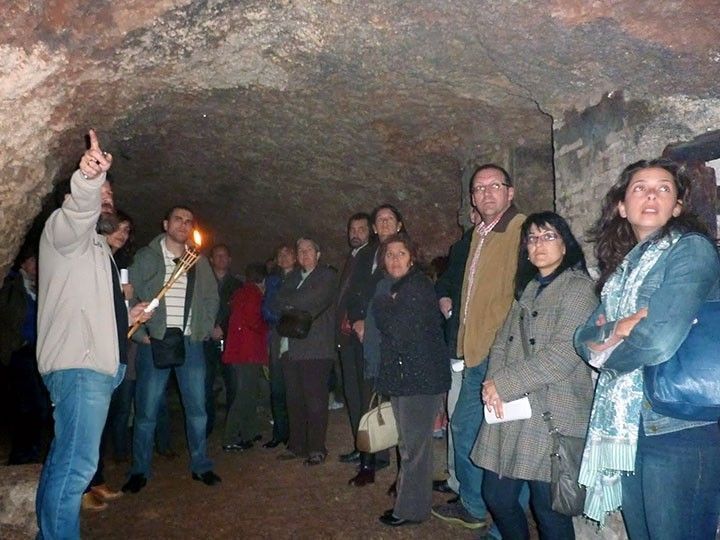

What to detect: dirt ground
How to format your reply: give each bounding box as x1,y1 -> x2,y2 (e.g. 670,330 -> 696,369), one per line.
78,405 -> 478,540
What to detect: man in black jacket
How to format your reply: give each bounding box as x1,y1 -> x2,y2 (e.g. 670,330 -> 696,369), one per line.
342,204 -> 404,486
335,213 -> 371,464
434,207 -> 478,495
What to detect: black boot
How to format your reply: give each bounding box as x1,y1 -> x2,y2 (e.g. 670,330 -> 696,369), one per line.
348,452 -> 375,486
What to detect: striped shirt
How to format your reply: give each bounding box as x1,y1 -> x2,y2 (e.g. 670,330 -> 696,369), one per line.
161,238 -> 193,335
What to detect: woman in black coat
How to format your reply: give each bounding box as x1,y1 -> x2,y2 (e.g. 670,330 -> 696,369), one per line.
373,234 -> 451,526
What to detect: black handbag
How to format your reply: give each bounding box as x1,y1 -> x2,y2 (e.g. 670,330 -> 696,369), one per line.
277,308 -> 313,339
643,299 -> 720,421
150,327 -> 186,369
541,411 -> 586,516
149,266 -> 194,369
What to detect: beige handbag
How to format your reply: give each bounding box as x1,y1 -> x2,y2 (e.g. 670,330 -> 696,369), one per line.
356,393 -> 398,453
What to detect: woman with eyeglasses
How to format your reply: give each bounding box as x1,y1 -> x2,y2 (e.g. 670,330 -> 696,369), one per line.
471,212 -> 597,539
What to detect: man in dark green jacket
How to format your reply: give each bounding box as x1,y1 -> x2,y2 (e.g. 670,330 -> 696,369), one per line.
123,206 -> 221,493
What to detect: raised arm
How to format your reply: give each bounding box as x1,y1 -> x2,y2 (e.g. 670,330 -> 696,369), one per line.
44,130 -> 113,255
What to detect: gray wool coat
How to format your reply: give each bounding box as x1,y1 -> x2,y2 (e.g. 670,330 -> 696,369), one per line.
471,268 -> 598,482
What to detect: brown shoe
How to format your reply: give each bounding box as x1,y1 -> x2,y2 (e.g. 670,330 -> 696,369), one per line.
82,492 -> 108,512
91,483 -> 123,502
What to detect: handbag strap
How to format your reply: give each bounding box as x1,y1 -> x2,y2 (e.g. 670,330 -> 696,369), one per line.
367,392 -> 381,410
367,392 -> 388,425
183,266 -> 196,332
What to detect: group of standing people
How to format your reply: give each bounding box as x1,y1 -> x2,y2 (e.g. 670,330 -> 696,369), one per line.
332,205 -> 453,526
4,126 -> 719,539
333,159 -> 720,540
429,159 -> 720,540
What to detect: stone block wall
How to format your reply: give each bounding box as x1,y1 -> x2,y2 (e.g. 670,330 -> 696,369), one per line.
553,92 -> 720,267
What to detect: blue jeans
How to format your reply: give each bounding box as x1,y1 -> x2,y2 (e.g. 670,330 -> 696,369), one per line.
131,339 -> 212,476
621,422 -> 720,540
36,367 -> 123,540
451,361 -> 488,519
483,470 -> 573,540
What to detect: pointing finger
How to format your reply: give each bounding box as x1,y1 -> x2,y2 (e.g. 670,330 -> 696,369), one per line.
88,129 -> 100,151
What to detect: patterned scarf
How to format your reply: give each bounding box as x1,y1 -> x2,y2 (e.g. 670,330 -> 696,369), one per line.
462,211 -> 505,324
579,231 -> 680,524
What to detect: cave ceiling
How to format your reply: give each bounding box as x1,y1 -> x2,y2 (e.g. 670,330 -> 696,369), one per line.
2,0 -> 719,272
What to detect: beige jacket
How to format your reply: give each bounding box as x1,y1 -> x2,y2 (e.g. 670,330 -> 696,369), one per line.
457,208 -> 524,367
37,170 -> 120,376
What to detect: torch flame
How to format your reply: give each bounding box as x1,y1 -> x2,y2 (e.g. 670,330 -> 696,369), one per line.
193,229 -> 202,248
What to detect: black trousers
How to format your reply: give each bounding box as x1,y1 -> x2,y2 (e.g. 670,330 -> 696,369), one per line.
269,350 -> 289,441
339,335 -> 374,441
281,355 -> 333,457
203,340 -> 235,437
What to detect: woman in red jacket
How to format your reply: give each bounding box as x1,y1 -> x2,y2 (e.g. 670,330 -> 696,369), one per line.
222,263 -> 269,451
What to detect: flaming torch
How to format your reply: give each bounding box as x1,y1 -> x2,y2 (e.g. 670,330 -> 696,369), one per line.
127,229 -> 203,338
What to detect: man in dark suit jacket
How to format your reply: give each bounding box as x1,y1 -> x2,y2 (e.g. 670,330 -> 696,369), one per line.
335,213 -> 372,463
434,207 -> 477,495
342,204 -> 405,486
274,238 -> 337,466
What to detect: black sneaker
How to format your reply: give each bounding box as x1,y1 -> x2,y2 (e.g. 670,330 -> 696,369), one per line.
191,470 -> 222,486
431,501 -> 487,530
121,474 -> 147,494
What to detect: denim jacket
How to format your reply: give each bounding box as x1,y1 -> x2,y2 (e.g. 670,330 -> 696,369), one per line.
575,232 -> 720,435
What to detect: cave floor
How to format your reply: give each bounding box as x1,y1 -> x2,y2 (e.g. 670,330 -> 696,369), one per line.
78,405 -> 477,540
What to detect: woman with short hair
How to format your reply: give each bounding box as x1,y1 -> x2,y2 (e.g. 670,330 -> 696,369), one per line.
222,263 -> 269,451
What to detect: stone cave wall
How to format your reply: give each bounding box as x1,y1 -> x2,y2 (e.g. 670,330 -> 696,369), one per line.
554,92 -> 720,268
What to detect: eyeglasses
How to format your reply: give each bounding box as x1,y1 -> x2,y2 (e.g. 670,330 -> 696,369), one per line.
526,231 -> 559,246
470,182 -> 510,195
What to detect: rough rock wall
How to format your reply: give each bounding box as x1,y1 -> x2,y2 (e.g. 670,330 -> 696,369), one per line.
2,0 -> 720,276
1,0 -> 553,276
554,92 -> 720,267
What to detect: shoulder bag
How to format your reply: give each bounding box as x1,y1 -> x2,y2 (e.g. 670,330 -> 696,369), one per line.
643,299 -> 720,421
277,308 -> 314,339
150,327 -> 186,369
149,266 -> 194,369
542,411 -> 586,516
